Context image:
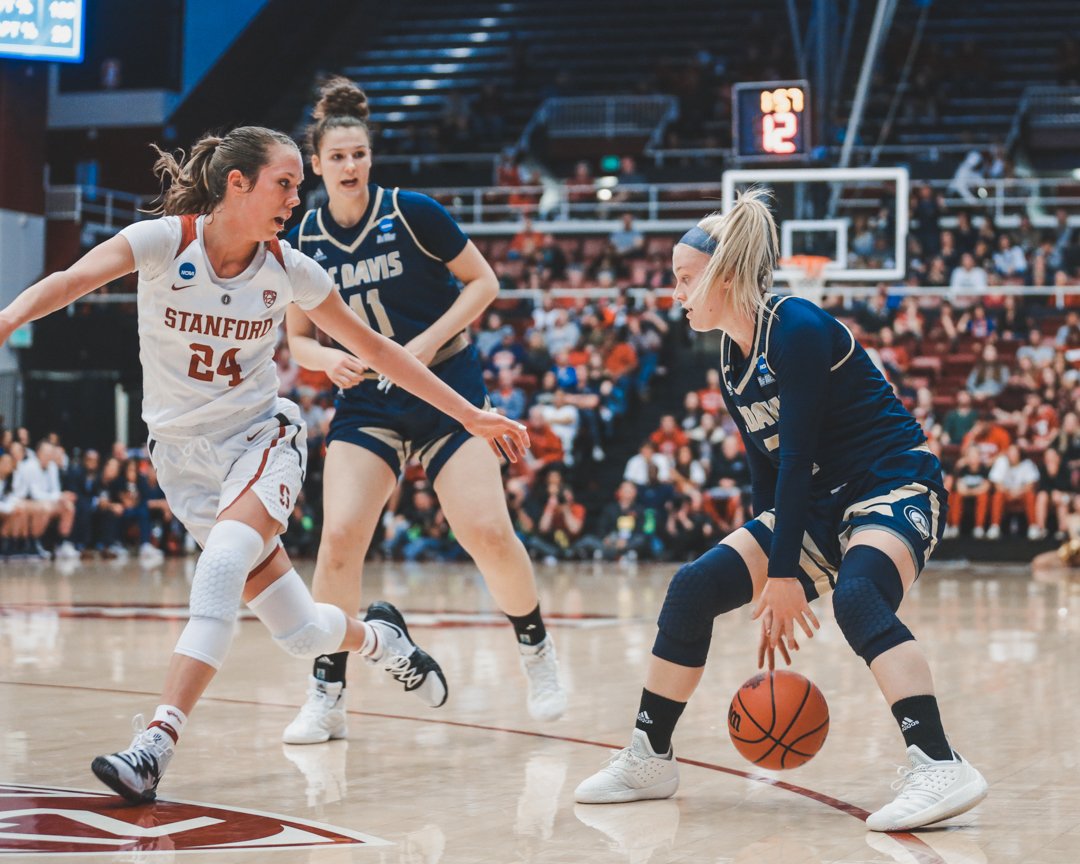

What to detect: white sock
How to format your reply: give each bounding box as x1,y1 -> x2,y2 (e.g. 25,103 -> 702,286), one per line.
359,621 -> 382,659
149,704 -> 188,743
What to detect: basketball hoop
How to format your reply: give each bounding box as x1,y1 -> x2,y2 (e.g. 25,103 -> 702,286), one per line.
781,255 -> 830,307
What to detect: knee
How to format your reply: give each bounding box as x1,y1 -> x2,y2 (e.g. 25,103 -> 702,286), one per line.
274,604 -> 347,658
319,522 -> 365,570
654,545 -> 753,667
189,547 -> 250,621
832,545 -> 913,665
174,615 -> 235,670
456,516 -> 515,556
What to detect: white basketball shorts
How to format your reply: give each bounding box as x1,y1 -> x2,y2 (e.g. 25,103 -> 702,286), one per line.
148,397 -> 307,549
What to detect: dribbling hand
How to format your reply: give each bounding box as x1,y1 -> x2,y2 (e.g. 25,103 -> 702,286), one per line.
752,577 -> 820,671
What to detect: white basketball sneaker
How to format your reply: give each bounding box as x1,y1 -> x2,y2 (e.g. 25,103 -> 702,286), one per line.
574,729 -> 679,804
865,746 -> 988,832
519,637 -> 567,721
364,601 -> 448,708
91,714 -> 175,803
282,677 -> 347,745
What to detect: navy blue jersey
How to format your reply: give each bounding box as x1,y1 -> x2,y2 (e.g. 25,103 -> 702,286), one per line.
718,294 -> 926,580
286,184 -> 470,373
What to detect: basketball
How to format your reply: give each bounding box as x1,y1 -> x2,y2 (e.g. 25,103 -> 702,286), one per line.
727,670 -> 829,770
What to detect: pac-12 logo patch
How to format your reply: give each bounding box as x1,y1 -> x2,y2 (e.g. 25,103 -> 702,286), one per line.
178,262 -> 196,280
0,784 -> 390,854
904,505 -> 931,540
263,290 -> 277,308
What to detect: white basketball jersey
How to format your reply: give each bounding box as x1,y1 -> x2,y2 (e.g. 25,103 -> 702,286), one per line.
119,215 -> 332,438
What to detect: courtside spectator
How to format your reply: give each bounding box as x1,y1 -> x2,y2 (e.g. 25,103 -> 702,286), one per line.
987,444 -> 1040,540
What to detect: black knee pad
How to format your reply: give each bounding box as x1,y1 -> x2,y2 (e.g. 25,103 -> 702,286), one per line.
832,544 -> 913,666
653,544 -> 753,667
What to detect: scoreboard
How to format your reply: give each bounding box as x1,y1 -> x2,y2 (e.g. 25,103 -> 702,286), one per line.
0,0 -> 84,62
732,80 -> 811,162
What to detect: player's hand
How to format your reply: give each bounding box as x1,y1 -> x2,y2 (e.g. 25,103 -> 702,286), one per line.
463,408 -> 530,463
403,334 -> 439,368
752,577 -> 819,670
757,619 -> 792,670
325,350 -> 367,389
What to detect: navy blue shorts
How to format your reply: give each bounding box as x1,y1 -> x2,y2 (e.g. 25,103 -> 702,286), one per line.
326,346 -> 488,483
744,447 -> 948,600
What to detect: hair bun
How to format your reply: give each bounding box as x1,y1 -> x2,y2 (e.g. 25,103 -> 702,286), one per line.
313,76 -> 370,122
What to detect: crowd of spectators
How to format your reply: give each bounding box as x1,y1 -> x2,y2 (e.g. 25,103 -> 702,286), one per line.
834,186 -> 1080,288
0,430 -> 172,564
603,291 -> 1080,563
18,181 -> 1080,568
272,280 -> 686,566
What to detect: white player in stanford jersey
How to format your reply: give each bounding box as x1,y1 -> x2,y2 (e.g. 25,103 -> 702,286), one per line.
0,126 -> 530,804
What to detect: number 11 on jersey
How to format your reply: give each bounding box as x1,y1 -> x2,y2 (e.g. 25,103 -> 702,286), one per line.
349,290 -> 395,337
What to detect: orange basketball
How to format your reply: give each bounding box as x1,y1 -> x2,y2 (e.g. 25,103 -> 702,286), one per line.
727,670 -> 829,770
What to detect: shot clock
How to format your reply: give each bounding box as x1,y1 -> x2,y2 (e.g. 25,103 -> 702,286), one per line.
733,80 -> 811,162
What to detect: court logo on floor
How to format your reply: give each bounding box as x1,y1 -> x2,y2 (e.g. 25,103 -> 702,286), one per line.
0,784 -> 390,854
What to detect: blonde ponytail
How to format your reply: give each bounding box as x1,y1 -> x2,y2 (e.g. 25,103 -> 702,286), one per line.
694,187 -> 779,322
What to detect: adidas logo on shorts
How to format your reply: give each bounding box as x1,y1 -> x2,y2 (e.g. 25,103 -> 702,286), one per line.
900,716 -> 919,731
636,710 -> 653,725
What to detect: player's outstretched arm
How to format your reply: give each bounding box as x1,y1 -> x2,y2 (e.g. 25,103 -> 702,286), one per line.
304,291 -> 530,461
0,235 -> 135,344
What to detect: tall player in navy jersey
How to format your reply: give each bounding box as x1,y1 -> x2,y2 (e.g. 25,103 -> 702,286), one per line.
281,78 -> 565,744
575,190 -> 987,831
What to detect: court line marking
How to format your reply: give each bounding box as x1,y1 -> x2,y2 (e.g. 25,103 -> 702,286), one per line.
0,680 -> 945,864
0,604 -> 626,628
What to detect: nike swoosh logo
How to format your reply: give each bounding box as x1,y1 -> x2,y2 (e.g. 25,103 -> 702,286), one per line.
171,284 -> 195,291
245,430 -> 261,441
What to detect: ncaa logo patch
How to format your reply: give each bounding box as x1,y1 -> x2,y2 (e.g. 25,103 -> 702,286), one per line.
263,289 -> 277,308
904,505 -> 931,540
0,784 -> 390,854
377,217 -> 396,244
178,262 -> 196,280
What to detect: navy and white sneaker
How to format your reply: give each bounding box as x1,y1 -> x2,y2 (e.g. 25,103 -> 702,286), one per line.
364,601 -> 448,708
91,715 -> 174,803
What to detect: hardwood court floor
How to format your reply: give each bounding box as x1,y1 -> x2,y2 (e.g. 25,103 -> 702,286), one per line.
1,554 -> 1079,863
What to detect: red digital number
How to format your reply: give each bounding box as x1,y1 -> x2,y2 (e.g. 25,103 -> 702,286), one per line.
762,112 -> 798,154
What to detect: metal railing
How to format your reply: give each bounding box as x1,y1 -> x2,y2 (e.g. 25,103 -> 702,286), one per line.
73,284 -> 1080,309
41,175 -> 1080,238
644,141 -> 999,168
45,185 -> 150,232
425,180 -> 727,226
392,176 -> 1080,229
917,177 -> 1080,227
